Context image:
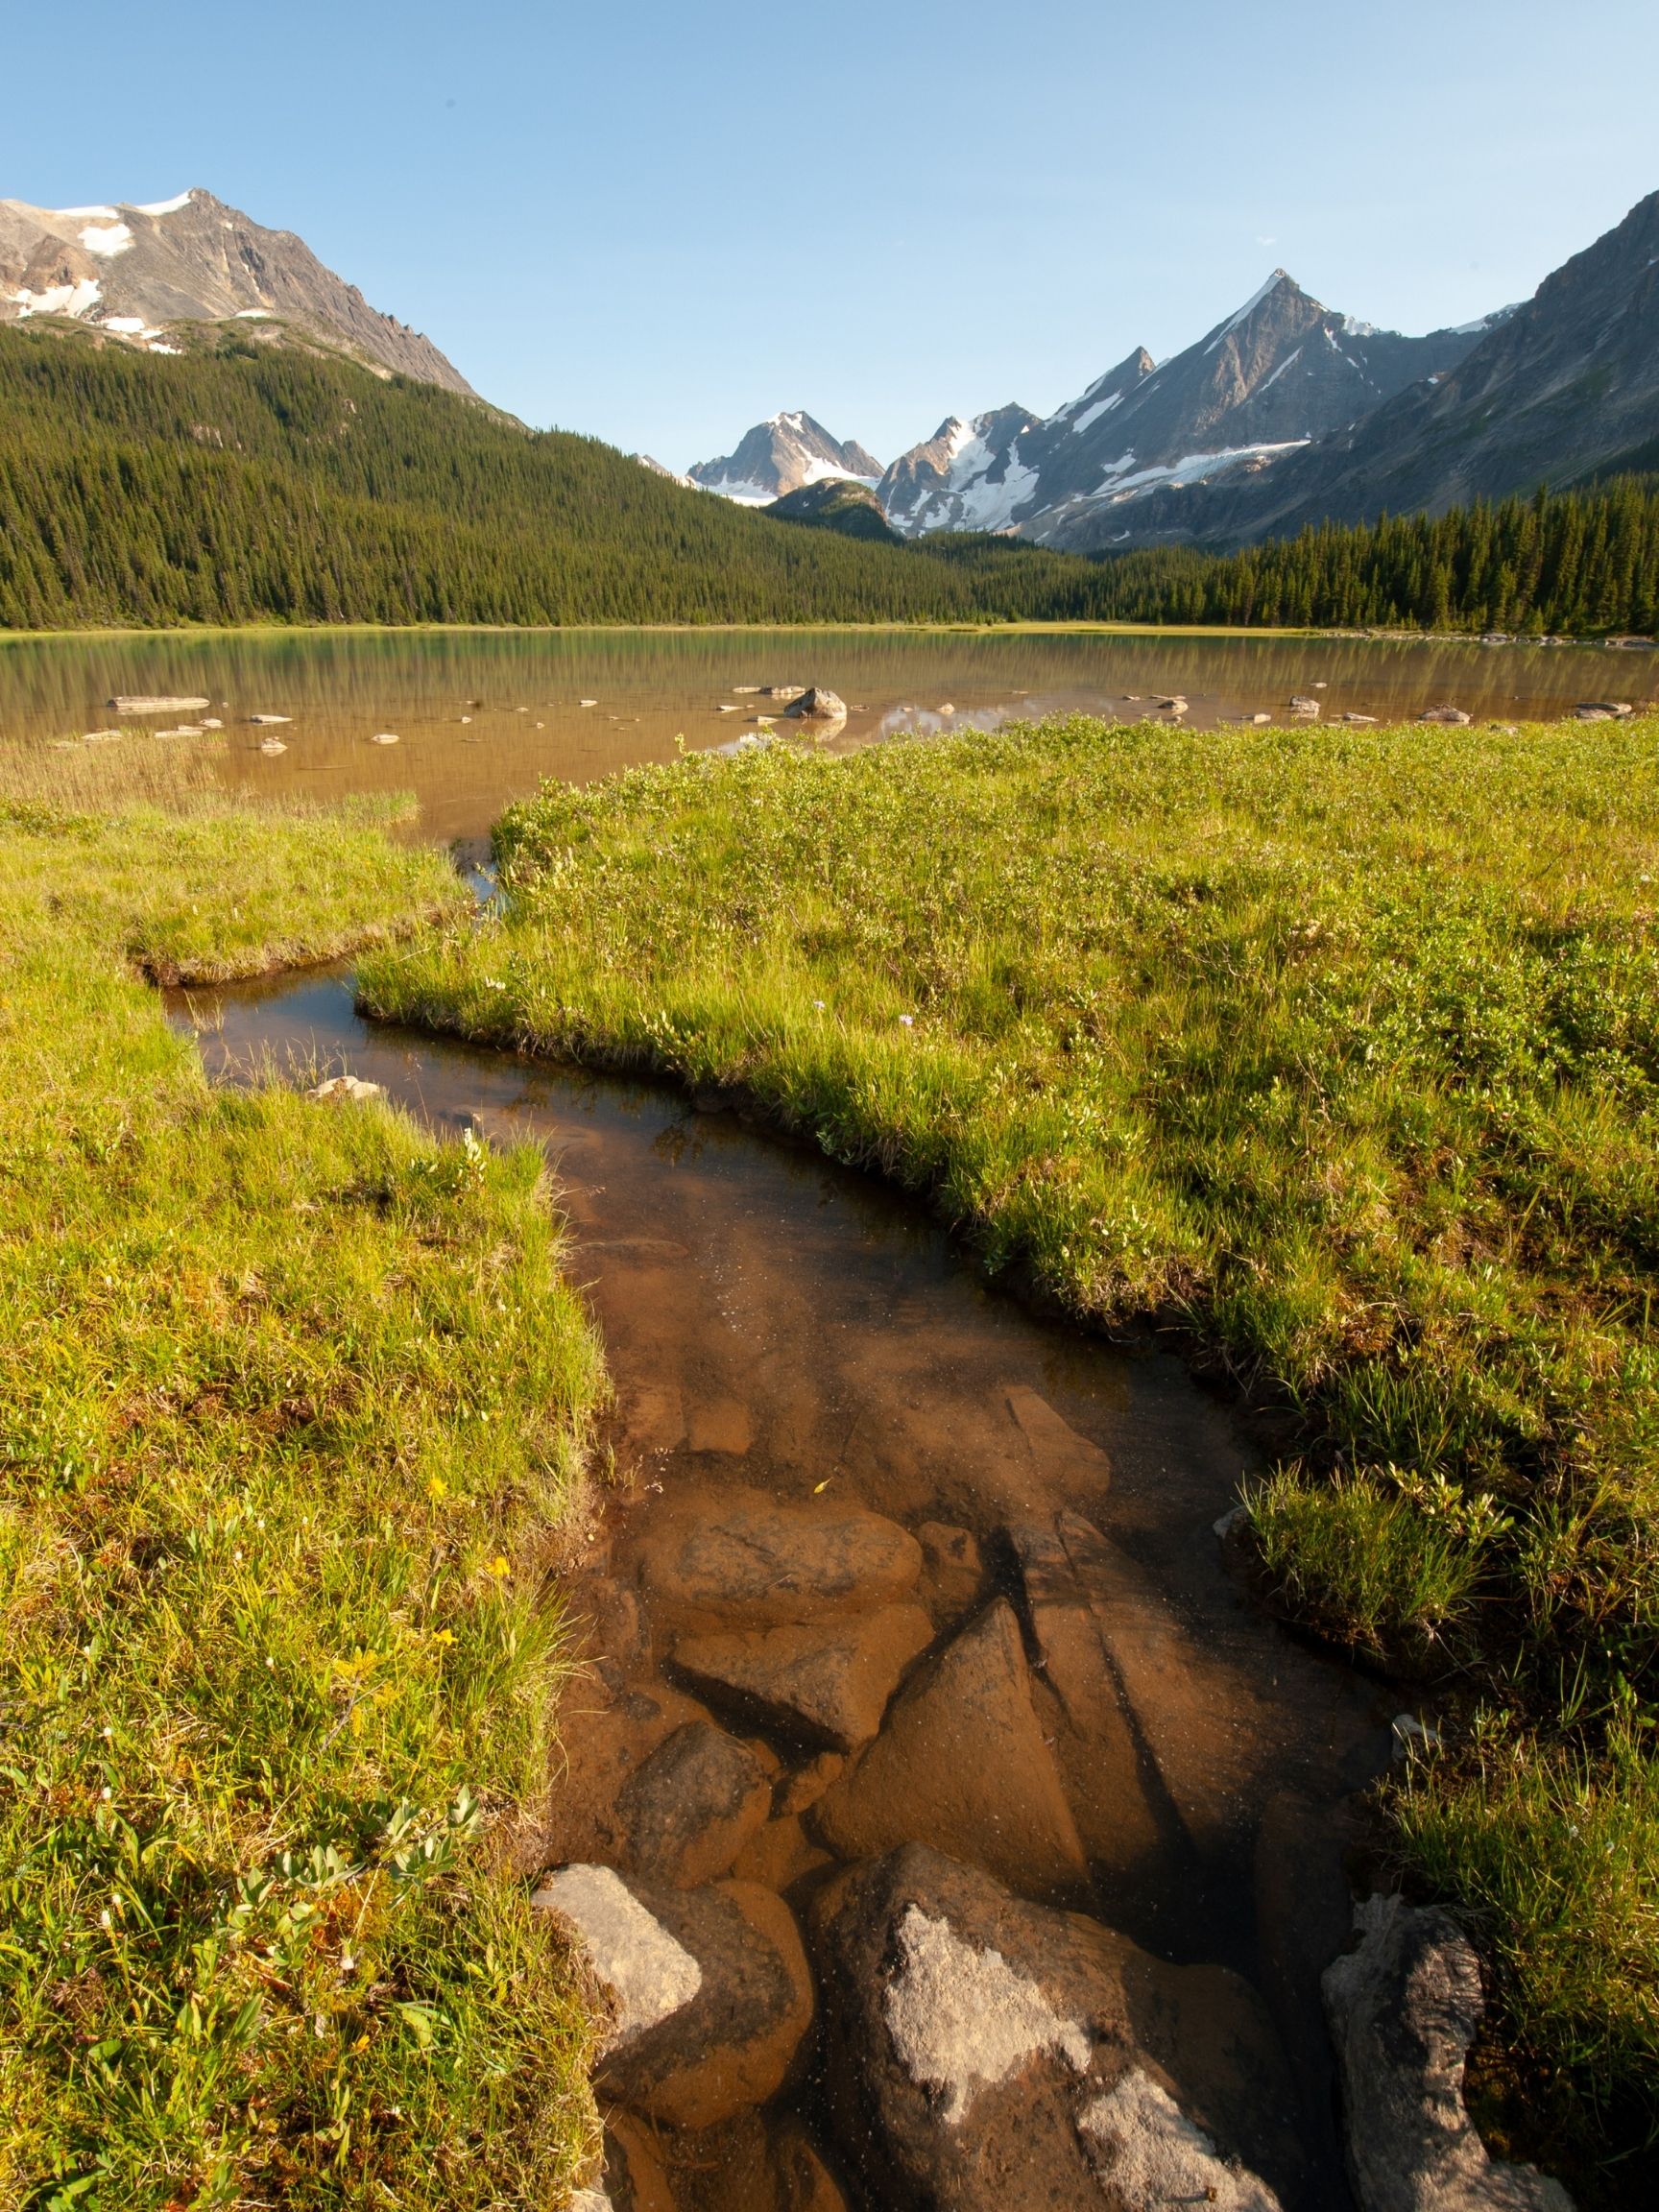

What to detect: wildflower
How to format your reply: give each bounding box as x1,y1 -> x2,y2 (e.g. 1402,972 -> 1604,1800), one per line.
899,1014 -> 915,1027
427,1476 -> 448,1501
812,999 -> 827,1010
484,1555 -> 511,1579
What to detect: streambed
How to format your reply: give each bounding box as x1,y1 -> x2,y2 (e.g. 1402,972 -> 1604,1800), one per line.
171,965 -> 1399,2208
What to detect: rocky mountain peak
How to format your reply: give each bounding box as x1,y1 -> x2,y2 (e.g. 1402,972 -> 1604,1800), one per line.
688,412 -> 884,503
0,187 -> 473,394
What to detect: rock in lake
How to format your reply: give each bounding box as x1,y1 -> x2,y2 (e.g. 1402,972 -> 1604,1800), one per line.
634,1486 -> 922,1629
1323,1893 -> 1575,2212
616,1720 -> 773,1887
811,1843 -> 1298,2212
540,1864 -> 813,2128
671,1603 -> 934,1753
1289,695 -> 1322,717
783,686 -> 848,720
1418,706 -> 1473,725
811,1597 -> 1090,1902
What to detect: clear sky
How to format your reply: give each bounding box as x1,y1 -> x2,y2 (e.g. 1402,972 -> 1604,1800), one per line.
11,2 -> 1658,470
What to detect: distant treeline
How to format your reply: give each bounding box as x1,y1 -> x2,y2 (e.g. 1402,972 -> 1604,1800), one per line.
0,325 -> 1653,635
1082,479 -> 1659,637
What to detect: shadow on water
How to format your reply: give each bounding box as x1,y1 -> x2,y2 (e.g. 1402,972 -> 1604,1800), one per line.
169,963 -> 1398,2208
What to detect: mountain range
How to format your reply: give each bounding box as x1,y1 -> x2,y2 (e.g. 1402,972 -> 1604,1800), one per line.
0,189 -> 473,395
686,411 -> 883,503
687,189 -> 1659,551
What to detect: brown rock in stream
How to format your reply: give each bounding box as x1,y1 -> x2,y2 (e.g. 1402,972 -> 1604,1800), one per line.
811,1843 -> 1299,2212
616,1722 -> 773,1887
544,1863 -> 815,2129
634,1487 -> 923,1628
541,1681 -> 718,1870
1006,1518 -> 1173,1887
670,1603 -> 934,1752
811,1598 -> 1090,1903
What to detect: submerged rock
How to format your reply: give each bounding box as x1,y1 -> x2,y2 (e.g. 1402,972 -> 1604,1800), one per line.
810,1598 -> 1090,1902
616,1720 -> 773,1887
1419,706 -> 1473,725
634,1487 -> 922,1629
1323,1893 -> 1575,2211
811,1843 -> 1297,2211
671,1602 -> 934,1752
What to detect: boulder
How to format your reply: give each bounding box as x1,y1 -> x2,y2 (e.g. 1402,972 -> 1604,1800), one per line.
629,1877 -> 813,2128
1289,695 -> 1322,717
539,1678 -> 718,1871
533,1863 -> 703,2051
811,1843 -> 1298,2212
810,1598 -> 1090,1903
671,1603 -> 933,1752
1419,707 -> 1473,726
633,1487 -> 922,1629
616,1721 -> 774,1887
784,686 -> 848,720
1574,701 -> 1633,721
1322,1894 -> 1575,2211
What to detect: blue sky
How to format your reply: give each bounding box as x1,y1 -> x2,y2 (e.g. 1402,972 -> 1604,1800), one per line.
12,2 -> 1658,469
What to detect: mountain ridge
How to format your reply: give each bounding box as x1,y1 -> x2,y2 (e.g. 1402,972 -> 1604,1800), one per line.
687,410 -> 883,502
0,188 -> 473,395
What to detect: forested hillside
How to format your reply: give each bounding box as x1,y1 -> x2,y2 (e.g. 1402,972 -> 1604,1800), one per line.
0,324 -> 1653,635
0,327 -> 1125,628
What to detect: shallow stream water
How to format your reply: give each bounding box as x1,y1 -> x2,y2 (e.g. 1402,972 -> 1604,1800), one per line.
171,967 -> 1401,2208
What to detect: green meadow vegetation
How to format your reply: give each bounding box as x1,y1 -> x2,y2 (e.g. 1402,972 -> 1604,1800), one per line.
359,710 -> 1659,2185
0,738 -> 606,2207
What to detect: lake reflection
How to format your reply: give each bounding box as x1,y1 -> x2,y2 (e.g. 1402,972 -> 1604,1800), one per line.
1,626 -> 1647,842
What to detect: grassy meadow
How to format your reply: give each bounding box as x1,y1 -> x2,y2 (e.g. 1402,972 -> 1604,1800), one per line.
360,709 -> 1659,2184
0,740 -> 605,2207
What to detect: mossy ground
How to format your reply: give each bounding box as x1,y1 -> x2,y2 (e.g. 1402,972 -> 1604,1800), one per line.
0,742 -> 607,2207
361,710 -> 1659,2192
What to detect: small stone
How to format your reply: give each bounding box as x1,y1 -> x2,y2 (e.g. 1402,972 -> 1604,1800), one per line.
1289,695 -> 1322,717
671,1603 -> 934,1752
775,1749 -> 847,1816
257,737 -> 288,755
248,712 -> 292,725
306,1074 -> 384,1104
758,684 -> 805,700
369,731 -> 401,745
108,694 -> 210,714
616,1722 -> 773,1887
1418,706 -> 1472,726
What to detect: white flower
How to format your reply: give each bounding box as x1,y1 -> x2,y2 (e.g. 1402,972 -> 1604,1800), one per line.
899,1015 -> 915,1027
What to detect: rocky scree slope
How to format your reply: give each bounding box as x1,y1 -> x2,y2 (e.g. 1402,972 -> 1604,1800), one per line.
0,187 -> 473,394
688,409 -> 883,502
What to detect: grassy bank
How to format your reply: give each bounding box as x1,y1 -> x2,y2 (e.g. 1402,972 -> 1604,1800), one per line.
359,710 -> 1659,2191
0,743 -> 606,2206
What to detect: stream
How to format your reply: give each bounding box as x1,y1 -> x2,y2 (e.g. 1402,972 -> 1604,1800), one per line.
169,965 -> 1400,2210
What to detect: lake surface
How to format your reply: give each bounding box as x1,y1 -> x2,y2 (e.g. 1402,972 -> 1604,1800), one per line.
4,625 -> 1648,842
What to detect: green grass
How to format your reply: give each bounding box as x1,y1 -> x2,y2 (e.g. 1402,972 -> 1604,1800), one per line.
358,709 -> 1659,2183
0,749 -> 607,2206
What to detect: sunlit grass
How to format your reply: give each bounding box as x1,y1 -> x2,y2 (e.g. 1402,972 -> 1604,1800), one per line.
0,783 -> 605,2206
359,709 -> 1659,2175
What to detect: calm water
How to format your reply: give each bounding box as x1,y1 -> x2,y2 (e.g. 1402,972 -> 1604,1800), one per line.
4,625 -> 1648,841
